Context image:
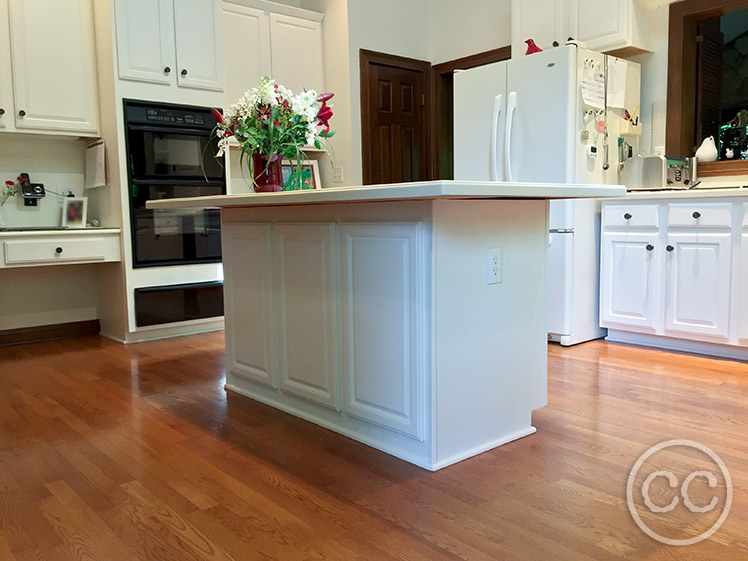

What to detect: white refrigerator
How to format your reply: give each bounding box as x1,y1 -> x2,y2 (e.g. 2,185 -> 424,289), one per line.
454,45 -> 640,346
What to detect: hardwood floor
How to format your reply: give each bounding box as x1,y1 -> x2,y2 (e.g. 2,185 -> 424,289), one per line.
1,334 -> 746,561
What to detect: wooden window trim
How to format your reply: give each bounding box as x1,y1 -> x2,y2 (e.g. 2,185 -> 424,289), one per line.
667,0 -> 748,177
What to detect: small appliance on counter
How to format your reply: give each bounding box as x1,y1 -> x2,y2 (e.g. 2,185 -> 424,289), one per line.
18,172 -> 46,206
622,155 -> 697,191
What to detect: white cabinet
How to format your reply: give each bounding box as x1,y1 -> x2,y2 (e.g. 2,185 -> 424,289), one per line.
739,233 -> 748,344
339,223 -> 425,440
115,0 -> 223,91
664,233 -> 731,340
223,4 -> 270,105
222,223 -> 277,388
1,0 -> 99,134
600,232 -> 660,331
222,3 -> 324,105
274,223 -> 338,410
0,230 -> 121,268
512,0 -> 651,58
269,14 -> 323,94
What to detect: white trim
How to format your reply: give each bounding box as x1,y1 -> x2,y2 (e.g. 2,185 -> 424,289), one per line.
606,329 -> 748,362
223,0 -> 324,22
430,427 -> 537,471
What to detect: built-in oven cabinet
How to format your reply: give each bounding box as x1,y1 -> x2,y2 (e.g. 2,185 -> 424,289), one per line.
0,0 -> 99,135
114,0 -> 223,92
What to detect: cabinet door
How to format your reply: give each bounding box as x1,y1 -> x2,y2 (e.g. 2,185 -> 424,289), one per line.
569,0 -> 630,53
0,0 -> 12,130
511,0 -> 568,57
600,232 -> 660,331
223,4 -> 270,106
339,223 -> 426,440
739,233 -> 748,345
8,0 -> 99,133
274,223 -> 338,410
114,0 -> 175,85
222,223 -> 277,388
664,233 -> 731,340
173,0 -> 223,91
269,14 -> 324,93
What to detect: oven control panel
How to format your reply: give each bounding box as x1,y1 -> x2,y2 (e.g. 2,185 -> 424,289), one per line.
145,108 -> 205,125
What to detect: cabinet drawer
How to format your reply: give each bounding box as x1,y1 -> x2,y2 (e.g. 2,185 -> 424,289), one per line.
667,203 -> 732,228
3,235 -> 120,266
603,204 -> 659,228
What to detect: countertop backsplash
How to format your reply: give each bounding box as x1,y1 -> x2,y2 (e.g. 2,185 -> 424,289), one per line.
0,135 -> 88,229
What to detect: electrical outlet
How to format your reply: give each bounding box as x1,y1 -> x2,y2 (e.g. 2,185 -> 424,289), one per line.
333,166 -> 344,183
486,247 -> 502,285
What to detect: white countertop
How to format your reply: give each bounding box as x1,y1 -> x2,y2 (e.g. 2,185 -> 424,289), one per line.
610,187 -> 748,201
0,228 -> 121,238
146,180 -> 627,210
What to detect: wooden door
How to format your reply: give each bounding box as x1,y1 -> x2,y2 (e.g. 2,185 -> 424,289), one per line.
360,50 -> 430,185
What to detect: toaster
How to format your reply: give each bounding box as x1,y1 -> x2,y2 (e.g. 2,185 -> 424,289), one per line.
622,155 -> 697,190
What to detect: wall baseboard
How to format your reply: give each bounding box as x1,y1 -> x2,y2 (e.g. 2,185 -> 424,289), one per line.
0,319 -> 101,347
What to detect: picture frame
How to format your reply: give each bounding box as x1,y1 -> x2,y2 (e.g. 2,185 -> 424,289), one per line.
281,159 -> 322,190
62,197 -> 88,228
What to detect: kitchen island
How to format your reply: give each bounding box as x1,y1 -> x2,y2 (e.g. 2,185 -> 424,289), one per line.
148,180 -> 625,470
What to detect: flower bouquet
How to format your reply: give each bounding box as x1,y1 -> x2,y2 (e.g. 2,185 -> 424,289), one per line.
213,77 -> 335,192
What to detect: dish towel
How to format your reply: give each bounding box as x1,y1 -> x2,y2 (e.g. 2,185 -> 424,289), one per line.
85,139 -> 109,189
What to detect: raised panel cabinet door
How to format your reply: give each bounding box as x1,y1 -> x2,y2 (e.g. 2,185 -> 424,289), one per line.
664,233 -> 731,340
8,0 -> 99,133
739,234 -> 748,345
174,0 -> 224,91
222,223 -> 277,388
569,0 -> 629,52
600,232 -> 660,331
222,4 -> 270,106
0,0 -> 13,130
268,14 -> 324,93
339,223 -> 426,440
114,0 -> 175,85
511,0 -> 568,56
274,223 -> 338,409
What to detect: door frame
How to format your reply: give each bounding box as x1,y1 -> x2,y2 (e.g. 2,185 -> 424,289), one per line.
359,49 -> 432,185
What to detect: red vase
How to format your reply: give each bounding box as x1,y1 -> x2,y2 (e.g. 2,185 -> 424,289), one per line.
252,153 -> 283,192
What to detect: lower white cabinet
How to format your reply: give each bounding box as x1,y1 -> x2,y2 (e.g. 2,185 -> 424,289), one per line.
1,231 -> 120,268
740,233 -> 748,344
600,231 -> 659,331
274,223 -> 338,410
338,223 -> 425,440
664,233 -> 731,340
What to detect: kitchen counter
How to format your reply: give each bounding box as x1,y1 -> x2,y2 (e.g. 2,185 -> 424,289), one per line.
148,180 -> 625,470
612,187 -> 748,200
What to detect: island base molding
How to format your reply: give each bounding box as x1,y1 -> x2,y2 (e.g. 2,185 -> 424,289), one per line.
606,330 -> 748,362
220,199 -> 549,470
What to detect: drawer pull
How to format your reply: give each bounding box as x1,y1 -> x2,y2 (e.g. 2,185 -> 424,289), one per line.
0,108 -> 4,116
646,244 -> 654,251
666,245 -> 674,252
181,68 -> 188,76
164,66 -> 171,74
624,212 -> 632,220
18,109 -> 25,117
55,247 -> 63,254
692,211 -> 701,219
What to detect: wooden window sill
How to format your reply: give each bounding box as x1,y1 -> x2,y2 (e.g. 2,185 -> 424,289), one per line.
698,160 -> 748,177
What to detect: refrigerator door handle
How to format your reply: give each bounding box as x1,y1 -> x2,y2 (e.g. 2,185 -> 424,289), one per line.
505,91 -> 518,182
491,93 -> 503,181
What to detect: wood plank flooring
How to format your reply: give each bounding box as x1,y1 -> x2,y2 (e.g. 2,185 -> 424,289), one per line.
1,334 -> 746,560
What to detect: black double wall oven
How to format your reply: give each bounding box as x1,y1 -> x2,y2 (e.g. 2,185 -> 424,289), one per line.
124,99 -> 225,268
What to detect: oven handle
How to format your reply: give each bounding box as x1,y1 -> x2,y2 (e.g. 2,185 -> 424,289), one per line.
127,124 -> 213,136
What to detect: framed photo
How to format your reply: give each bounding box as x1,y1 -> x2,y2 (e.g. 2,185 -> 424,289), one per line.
281,159 -> 322,190
62,197 -> 87,228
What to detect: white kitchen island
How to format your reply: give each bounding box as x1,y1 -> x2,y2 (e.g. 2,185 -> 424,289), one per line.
149,180 -> 625,470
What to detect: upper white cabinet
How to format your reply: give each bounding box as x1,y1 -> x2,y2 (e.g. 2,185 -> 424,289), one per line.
223,4 -> 270,104
512,0 -> 651,58
0,0 -> 99,134
115,0 -> 223,91
222,1 -> 324,106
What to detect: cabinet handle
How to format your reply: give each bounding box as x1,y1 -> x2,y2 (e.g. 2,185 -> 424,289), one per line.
0,108 -> 4,116
18,109 -> 25,117
646,244 -> 654,251
180,69 -> 188,76
55,247 -> 63,254
164,66 -> 171,74
624,212 -> 632,220
666,245 -> 674,252
552,40 -> 559,47
692,211 -> 701,219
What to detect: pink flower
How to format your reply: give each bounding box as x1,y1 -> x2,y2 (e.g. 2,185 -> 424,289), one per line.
211,108 -> 224,124
5,180 -> 14,186
316,93 -> 334,134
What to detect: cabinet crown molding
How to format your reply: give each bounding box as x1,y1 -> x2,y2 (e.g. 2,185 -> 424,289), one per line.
224,0 -> 324,22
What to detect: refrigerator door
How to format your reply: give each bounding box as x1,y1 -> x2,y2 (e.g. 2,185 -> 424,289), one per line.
547,231 -> 574,336
506,46 -> 576,184
453,62 -> 507,181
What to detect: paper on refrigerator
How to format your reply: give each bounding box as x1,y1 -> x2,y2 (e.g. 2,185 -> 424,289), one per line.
606,58 -> 627,109
581,61 -> 605,109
